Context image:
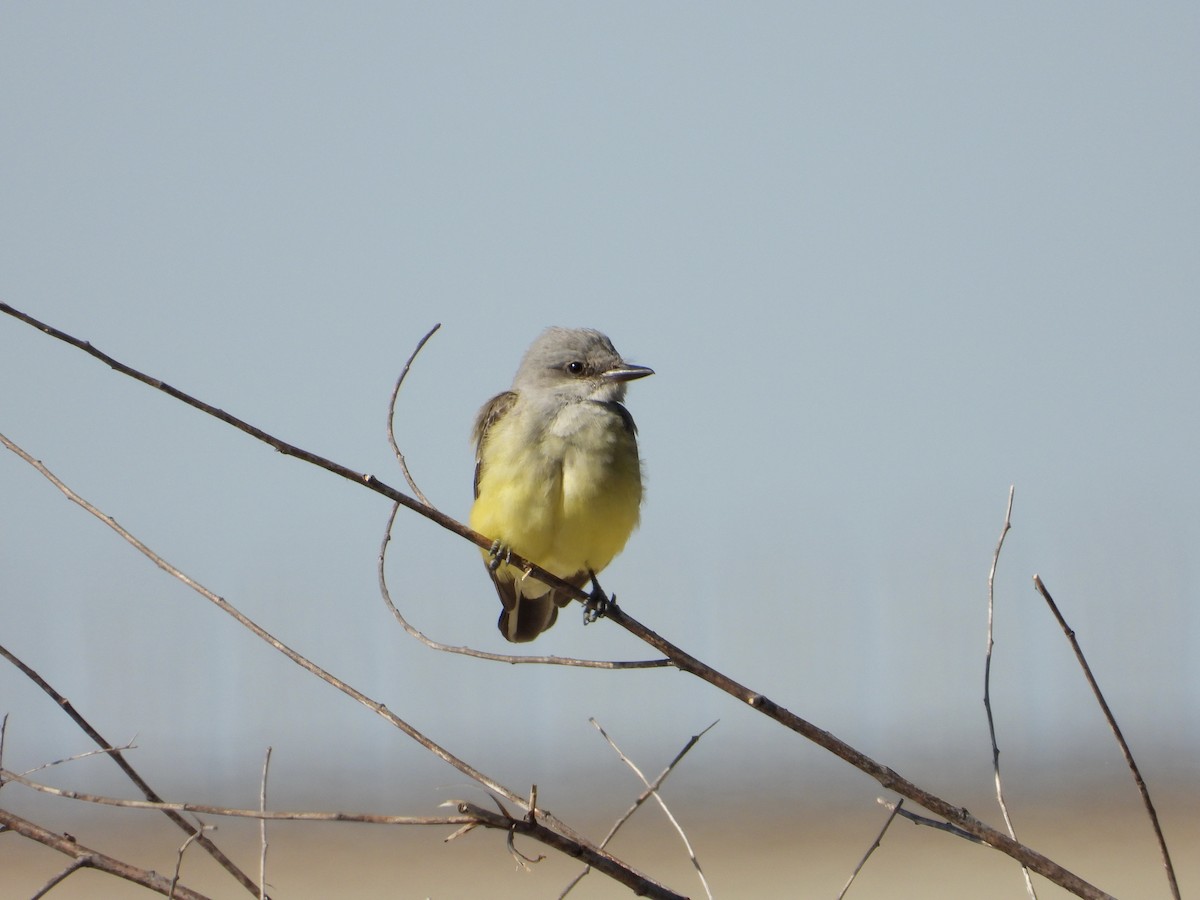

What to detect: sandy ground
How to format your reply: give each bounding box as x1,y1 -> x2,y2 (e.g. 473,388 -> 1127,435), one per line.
4,793 -> 1195,899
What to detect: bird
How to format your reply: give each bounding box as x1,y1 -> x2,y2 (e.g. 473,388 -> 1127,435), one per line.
469,327 -> 652,642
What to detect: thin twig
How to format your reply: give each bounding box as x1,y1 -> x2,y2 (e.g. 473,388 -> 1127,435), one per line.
507,825 -> 546,871
260,747 -> 272,900
1032,575 -> 1181,900
560,721 -> 717,898
378,501 -> 670,668
589,718 -> 713,900
836,799 -> 904,900
386,323 -> 440,506
2,767 -> 494,823
0,304 -> 1118,899
983,486 -> 1036,899
876,798 -> 985,844
18,741 -> 138,777
0,642 -> 262,897
30,858 -> 90,900
0,433 -> 671,899
170,829 -> 208,900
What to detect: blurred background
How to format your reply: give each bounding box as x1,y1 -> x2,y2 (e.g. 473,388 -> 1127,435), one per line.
2,3 -> 1196,897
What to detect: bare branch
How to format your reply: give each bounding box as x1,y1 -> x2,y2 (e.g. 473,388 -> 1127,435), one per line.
983,485 -> 1037,899
0,807 -> 212,900
1032,575 -> 1181,900
600,599 -> 1115,897
836,798 -> 904,900
2,767 -> 484,824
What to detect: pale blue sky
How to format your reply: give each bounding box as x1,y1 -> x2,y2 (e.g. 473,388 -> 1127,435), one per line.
2,0 -> 1197,868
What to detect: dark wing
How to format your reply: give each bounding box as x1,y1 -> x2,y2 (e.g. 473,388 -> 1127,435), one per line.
471,390 -> 518,499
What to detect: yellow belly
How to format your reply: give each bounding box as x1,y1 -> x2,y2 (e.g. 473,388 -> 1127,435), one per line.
470,401 -> 643,587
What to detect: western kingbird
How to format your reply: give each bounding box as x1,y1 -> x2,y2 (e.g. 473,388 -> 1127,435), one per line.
470,327 -> 652,642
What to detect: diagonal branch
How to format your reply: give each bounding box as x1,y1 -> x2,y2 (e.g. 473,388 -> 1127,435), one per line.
1032,575 -> 1180,900
836,798 -> 904,899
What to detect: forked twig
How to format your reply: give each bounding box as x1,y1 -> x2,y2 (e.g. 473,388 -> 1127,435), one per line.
560,721 -> 717,898
836,799 -> 904,899
983,486 -> 1036,898
170,828 -> 210,900
1032,575 -> 1180,900
588,718 -> 713,900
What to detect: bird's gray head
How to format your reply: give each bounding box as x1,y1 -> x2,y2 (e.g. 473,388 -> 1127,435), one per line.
512,327 -> 653,404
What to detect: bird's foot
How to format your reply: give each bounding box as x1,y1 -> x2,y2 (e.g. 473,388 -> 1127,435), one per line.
582,571 -> 614,626
487,540 -> 513,572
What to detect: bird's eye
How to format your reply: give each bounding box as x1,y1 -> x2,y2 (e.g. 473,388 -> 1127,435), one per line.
566,361 -> 585,375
